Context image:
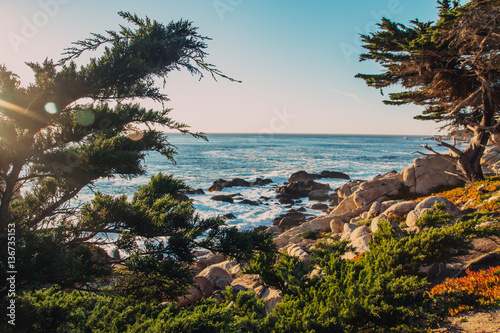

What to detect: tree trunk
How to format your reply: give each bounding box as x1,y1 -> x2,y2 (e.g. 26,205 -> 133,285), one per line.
457,129 -> 490,183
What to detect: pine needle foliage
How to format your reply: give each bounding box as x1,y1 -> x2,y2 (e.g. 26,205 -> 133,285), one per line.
0,13 -> 274,300
356,0 -> 500,182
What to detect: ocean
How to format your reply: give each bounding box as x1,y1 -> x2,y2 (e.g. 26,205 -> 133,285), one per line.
78,134 -> 446,230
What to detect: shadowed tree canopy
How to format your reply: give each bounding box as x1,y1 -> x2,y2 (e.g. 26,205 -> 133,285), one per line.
356,0 -> 500,182
0,12 -> 273,300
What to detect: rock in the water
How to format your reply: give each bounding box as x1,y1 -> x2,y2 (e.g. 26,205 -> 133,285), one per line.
186,188 -> 205,195
309,190 -> 329,201
289,170 -> 322,183
176,192 -> 191,202
211,195 -> 234,203
207,178 -> 272,192
224,213 -> 236,219
310,202 -> 329,211
320,170 -> 350,180
239,199 -> 260,206
252,178 -> 273,186
277,180 -> 330,199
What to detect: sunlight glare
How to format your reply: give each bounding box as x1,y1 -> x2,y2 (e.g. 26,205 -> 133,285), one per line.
44,102 -> 58,114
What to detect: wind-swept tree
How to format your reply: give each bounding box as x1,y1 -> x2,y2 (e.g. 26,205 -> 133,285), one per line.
356,0 -> 500,182
0,12 -> 273,300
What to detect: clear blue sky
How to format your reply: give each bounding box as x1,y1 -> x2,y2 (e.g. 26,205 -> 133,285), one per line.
1,0 -> 452,135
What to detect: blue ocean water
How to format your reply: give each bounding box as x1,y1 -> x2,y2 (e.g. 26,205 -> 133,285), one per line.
78,134 -> 445,230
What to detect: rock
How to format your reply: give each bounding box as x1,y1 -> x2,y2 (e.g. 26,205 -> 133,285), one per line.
253,225 -> 268,232
274,212 -> 307,231
320,170 -> 350,180
308,190 -> 329,201
382,201 -> 418,216
194,252 -> 227,272
328,196 -> 358,217
370,215 -> 403,234
207,178 -> 272,192
350,225 -> 371,241
186,188 -> 205,195
414,196 -> 461,215
277,180 -> 331,199
266,226 -> 283,235
297,207 -> 307,212
252,178 -> 273,186
337,180 -> 365,199
210,195 -> 234,203
176,192 -> 191,202
353,179 -> 402,207
419,262 -> 449,280
351,234 -> 371,253
343,223 -> 357,235
239,199 -> 260,206
329,192 -> 340,206
412,156 -> 462,194
310,202 -> 329,211
177,276 -> 213,306
224,213 -> 236,219
330,218 -> 344,234
368,201 -> 382,218
198,266 -> 233,290
212,260 -> 239,272
261,288 -> 282,313
278,196 -> 294,205
231,274 -> 262,292
300,216 -> 333,232
289,170 -> 322,183
286,244 -> 311,261
406,208 -> 431,228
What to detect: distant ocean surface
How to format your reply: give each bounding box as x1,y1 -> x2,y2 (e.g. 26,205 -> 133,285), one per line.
77,134 -> 446,230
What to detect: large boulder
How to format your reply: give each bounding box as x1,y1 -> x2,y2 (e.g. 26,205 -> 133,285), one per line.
337,180 -> 365,199
404,156 -> 462,194
300,216 -> 333,232
177,275 -> 213,306
382,201 -> 418,216
414,196 -> 461,215
330,218 -> 345,234
198,266 -> 233,290
406,196 -> 461,228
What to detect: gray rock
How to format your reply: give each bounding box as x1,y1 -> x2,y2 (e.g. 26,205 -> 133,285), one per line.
211,195 -> 234,203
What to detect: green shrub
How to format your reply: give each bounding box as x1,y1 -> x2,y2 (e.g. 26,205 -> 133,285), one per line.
416,202 -> 457,229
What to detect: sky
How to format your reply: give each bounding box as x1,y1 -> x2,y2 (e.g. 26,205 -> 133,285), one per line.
1,0 -> 451,135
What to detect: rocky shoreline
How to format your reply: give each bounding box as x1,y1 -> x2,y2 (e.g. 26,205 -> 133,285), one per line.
176,150 -> 500,312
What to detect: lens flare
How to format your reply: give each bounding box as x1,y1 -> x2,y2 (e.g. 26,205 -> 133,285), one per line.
127,129 -> 144,141
0,98 -> 44,121
76,109 -> 95,126
44,102 -> 58,114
